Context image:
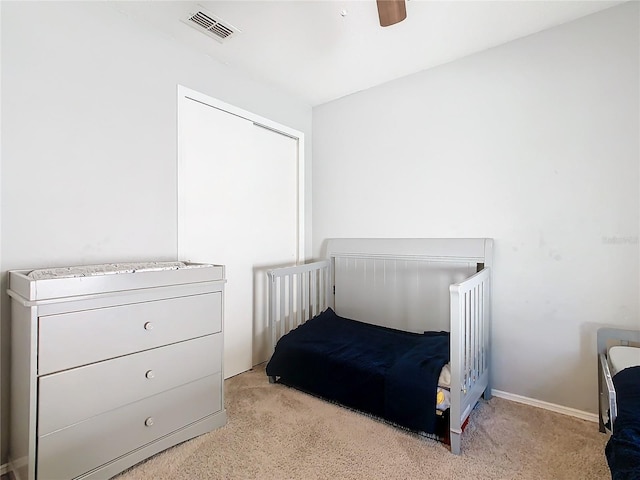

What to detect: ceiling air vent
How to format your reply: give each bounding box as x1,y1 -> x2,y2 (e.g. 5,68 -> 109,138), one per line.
182,8 -> 240,43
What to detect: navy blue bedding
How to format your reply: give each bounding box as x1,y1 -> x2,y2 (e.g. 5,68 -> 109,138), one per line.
265,308 -> 450,434
606,365 -> 640,480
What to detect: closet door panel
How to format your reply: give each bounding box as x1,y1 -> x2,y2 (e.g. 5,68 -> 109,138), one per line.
250,125 -> 298,365
179,97 -> 298,378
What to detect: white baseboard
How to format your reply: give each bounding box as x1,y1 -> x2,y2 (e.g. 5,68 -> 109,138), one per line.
491,389 -> 599,423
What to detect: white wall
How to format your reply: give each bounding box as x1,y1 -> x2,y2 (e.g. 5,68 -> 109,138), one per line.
0,1 -> 312,463
313,2 -> 639,414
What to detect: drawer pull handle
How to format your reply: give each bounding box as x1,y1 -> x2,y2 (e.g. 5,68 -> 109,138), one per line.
145,417 -> 154,427
144,322 -> 153,331
145,370 -> 155,379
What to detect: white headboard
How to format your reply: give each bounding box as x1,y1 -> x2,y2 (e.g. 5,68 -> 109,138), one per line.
325,238 -> 493,333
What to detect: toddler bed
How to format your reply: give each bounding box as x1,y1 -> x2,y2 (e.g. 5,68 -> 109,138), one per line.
265,238 -> 493,454
598,327 -> 640,479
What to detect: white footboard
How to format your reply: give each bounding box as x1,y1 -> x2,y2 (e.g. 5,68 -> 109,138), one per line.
267,260 -> 331,353
449,267 -> 491,455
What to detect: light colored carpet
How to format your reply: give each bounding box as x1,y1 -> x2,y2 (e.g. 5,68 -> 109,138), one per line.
116,364 -> 610,480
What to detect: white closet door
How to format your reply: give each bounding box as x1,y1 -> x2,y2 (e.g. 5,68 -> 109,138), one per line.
249,125 -> 298,367
179,96 -> 298,379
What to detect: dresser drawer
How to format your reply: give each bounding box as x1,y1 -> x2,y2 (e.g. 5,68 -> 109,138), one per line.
38,333 -> 222,436
37,373 -> 221,480
38,292 -> 222,375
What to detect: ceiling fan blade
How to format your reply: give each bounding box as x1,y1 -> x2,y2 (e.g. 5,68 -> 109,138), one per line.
376,0 -> 407,27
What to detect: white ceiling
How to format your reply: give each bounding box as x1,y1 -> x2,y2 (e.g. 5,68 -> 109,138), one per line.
111,0 -> 625,106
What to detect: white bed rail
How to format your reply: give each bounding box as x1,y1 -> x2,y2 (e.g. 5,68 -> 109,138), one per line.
597,327 -> 640,433
267,260 -> 331,352
449,267 -> 491,454
599,353 -> 617,433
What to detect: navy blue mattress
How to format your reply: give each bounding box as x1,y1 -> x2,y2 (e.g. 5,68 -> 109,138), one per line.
265,308 -> 450,434
606,365 -> 640,480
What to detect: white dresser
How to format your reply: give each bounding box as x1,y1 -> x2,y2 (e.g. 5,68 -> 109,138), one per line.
8,262 -> 227,480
